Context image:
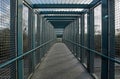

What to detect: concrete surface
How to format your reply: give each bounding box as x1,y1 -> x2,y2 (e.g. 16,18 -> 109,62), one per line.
31,43 -> 93,79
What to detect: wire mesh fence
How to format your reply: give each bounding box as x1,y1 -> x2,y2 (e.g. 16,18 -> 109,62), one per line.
115,0 -> 120,79
0,0 -> 16,79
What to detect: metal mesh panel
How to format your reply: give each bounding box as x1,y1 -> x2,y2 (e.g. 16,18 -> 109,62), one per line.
115,0 -> 120,58
94,4 -> 102,79
115,0 -> 120,79
0,0 -> 16,79
22,5 -> 32,79
34,14 -> 40,66
25,0 -> 93,4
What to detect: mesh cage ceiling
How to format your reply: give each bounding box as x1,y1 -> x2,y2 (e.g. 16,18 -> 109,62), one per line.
25,0 -> 93,4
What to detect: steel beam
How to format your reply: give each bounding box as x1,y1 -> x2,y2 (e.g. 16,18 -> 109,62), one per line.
48,20 -> 74,21
16,0 -> 24,79
44,16 -> 77,19
108,1 -> 115,79
101,0 -> 115,79
46,18 -> 76,20
81,14 -> 85,63
87,9 -> 94,74
101,0 -> 109,79
43,14 -> 81,17
40,11 -> 83,14
33,4 -> 90,9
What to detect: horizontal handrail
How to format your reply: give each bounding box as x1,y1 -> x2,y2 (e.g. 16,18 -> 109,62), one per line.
0,39 -> 54,68
64,39 -> 120,64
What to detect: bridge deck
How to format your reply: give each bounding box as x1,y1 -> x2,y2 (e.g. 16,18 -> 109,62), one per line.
31,43 -> 93,79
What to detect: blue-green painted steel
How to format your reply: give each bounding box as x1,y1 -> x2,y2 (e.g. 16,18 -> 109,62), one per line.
48,20 -> 74,21
87,9 -> 94,73
44,16 -> 77,18
81,14 -> 85,63
44,15 -> 81,17
17,0 -> 24,79
76,18 -> 80,58
46,18 -> 77,20
39,15 -> 42,59
39,11 -> 83,14
101,0 -> 109,79
28,8 -> 34,72
33,4 -> 90,9
108,0 -> 115,79
32,11 -> 36,71
37,15 -> 41,62
90,0 -> 101,8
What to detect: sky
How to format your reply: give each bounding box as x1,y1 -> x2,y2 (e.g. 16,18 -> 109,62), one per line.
0,0 -> 10,29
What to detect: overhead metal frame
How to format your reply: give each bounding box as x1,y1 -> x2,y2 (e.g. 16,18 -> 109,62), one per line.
32,4 -> 90,9
43,14 -> 81,17
39,11 -> 83,14
44,16 -> 77,19
48,20 -> 74,21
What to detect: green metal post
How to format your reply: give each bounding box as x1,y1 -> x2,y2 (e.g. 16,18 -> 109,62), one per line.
101,0 -> 109,78
32,11 -> 36,71
87,9 -> 94,74
37,15 -> 41,62
81,14 -> 85,63
76,18 -> 79,58
108,1 -> 115,79
17,0 -> 24,79
101,0 -> 115,79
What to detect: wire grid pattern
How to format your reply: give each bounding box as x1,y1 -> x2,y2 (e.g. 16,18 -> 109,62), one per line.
115,0 -> 120,57
94,4 -> 102,52
25,0 -> 93,4
94,4 -> 102,79
115,1 -> 120,79
0,0 -> 16,79
22,5 -> 33,79
35,14 -> 41,65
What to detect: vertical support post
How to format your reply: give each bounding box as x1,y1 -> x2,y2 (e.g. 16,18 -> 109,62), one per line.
28,9 -> 35,71
101,0 -> 109,78
40,15 -> 43,59
37,15 -> 40,62
108,0 -> 115,79
87,9 -> 94,73
17,0 -> 24,79
101,0 -> 115,79
28,8 -> 35,72
81,14 -> 85,63
31,11 -> 36,71
41,17 -> 44,57
74,21 -> 77,56
76,18 -> 79,58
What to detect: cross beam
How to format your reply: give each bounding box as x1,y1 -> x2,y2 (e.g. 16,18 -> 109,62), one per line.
40,11 -> 83,14
33,4 -> 90,9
